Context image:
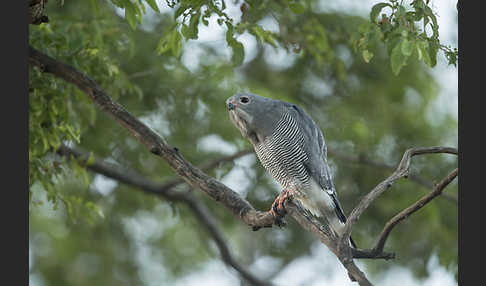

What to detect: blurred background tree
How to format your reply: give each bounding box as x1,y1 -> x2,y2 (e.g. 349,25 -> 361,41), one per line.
29,0 -> 458,285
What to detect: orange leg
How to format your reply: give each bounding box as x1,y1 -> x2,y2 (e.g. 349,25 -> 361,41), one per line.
269,188 -> 297,219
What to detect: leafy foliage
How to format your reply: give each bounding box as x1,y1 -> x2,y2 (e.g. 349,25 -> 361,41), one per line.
356,0 -> 458,75
29,0 -> 457,284
113,0 -> 458,72
29,3 -> 142,219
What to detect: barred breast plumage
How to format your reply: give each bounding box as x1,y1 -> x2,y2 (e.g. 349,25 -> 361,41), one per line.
254,109 -> 310,190
226,92 -> 357,248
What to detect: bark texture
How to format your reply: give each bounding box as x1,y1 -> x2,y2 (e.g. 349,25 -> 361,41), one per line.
29,0 -> 49,25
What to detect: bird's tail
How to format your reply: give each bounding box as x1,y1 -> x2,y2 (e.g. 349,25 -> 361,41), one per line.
292,195 -> 358,248
328,216 -> 358,249
349,235 -> 357,249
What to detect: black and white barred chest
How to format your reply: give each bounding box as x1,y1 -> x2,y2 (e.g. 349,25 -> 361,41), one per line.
254,111 -> 311,190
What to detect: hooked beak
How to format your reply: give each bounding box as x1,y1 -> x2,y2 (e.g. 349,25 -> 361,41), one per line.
226,97 -> 237,111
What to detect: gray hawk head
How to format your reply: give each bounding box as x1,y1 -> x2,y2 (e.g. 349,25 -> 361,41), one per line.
226,92 -> 289,145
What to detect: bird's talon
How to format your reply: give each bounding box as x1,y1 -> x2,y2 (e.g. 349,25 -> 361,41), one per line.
274,216 -> 287,228
270,207 -> 283,218
272,202 -> 279,214
269,189 -> 294,227
271,199 -> 286,217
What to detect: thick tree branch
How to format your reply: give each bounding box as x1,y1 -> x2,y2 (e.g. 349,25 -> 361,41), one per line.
283,203 -> 373,285
156,149 -> 254,193
58,145 -> 272,286
29,45 -> 276,230
30,46 -> 458,286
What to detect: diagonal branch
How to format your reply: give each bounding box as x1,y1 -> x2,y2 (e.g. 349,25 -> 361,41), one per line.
339,147 -> 458,253
329,149 -> 457,204
30,45 -> 457,286
283,203 -> 374,285
372,168 -> 458,254
156,149 -> 254,192
29,45 -> 276,230
58,145 -> 272,286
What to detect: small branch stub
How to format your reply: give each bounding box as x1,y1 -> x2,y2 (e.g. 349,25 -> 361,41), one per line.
29,0 -> 49,25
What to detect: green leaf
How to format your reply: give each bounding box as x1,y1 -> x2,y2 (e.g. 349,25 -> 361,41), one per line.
424,6 -> 439,37
157,26 -> 182,57
181,24 -> 190,39
157,37 -> 170,55
107,63 -> 120,76
186,12 -> 200,40
445,49 -> 458,66
412,0 -> 426,10
401,39 -> 414,56
170,29 -> 183,58
174,5 -> 188,19
416,43 -> 423,60
370,3 -> 391,23
145,0 -> 160,13
362,50 -> 374,63
417,40 -> 432,66
251,26 -> 265,44
250,26 -> 276,47
136,0 -> 146,14
125,3 -> 138,30
428,40 -> 439,67
66,125 -> 81,143
225,22 -> 234,43
395,5 -> 406,18
226,23 -> 244,66
230,40 -> 245,66
289,3 -> 305,14
86,152 -> 95,166
391,41 -> 408,75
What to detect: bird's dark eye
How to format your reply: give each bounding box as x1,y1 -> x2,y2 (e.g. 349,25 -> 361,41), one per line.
240,96 -> 249,104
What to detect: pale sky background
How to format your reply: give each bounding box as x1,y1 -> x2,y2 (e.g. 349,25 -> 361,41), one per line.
30,0 -> 458,285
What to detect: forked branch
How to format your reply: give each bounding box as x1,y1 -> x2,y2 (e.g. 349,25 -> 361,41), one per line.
339,147 -> 458,253
372,168 -> 458,254
30,46 -> 458,286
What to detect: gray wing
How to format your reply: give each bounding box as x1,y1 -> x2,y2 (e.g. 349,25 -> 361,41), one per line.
287,104 -> 348,223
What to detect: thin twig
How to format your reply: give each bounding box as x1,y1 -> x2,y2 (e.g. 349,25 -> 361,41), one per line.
127,68 -> 160,79
339,147 -> 458,253
329,149 -> 457,203
372,168 -> 458,254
